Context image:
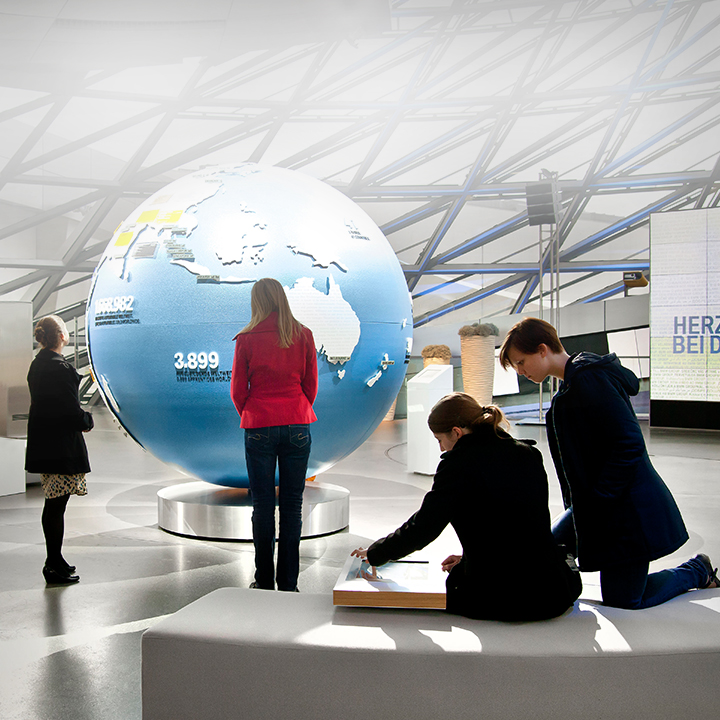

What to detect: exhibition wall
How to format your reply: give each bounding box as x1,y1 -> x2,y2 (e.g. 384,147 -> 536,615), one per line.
0,302 -> 32,439
0,302 -> 32,496
411,293 -> 649,359
650,208 -> 720,429
395,294 -> 651,418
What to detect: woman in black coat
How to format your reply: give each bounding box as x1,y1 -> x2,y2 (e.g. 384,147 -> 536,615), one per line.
26,315 -> 93,585
353,393 -> 581,621
499,317 -> 719,608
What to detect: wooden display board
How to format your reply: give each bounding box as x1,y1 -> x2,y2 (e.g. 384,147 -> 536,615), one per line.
333,553 -> 446,609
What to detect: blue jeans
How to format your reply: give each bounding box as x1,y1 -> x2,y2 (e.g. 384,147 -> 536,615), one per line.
552,508 -> 706,609
244,424 -> 311,592
600,557 -> 707,609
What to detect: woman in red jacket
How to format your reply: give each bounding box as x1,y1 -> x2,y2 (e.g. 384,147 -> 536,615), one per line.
231,278 -> 318,592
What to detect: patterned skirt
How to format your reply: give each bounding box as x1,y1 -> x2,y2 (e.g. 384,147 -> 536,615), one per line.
41,473 -> 88,500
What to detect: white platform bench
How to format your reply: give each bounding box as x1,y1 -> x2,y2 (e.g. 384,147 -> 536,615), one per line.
142,587 -> 720,720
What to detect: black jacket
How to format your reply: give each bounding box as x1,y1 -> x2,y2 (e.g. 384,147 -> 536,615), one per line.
547,352 -> 688,571
367,425 -> 581,621
25,348 -> 93,475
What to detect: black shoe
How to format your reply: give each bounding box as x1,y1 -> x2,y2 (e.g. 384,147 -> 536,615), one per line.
50,557 -> 76,573
249,581 -> 275,590
694,554 -> 719,589
43,565 -> 79,585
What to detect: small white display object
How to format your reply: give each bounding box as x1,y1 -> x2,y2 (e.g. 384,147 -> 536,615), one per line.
0,301 -> 32,497
0,438 -> 25,496
407,363 -> 453,475
333,553 -> 446,609
493,349 -> 520,396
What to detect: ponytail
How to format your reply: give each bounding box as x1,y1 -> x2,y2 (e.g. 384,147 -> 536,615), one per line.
428,392 -> 510,436
469,404 -> 509,435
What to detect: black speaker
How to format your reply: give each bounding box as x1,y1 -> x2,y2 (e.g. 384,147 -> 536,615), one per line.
526,182 -> 561,226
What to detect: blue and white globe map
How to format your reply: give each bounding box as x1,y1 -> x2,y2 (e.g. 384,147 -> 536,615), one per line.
86,164 -> 413,487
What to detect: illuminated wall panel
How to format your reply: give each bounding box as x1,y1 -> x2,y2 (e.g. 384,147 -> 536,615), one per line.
650,209 -> 720,429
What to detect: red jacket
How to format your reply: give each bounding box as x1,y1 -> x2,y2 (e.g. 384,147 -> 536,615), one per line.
231,312 -> 318,429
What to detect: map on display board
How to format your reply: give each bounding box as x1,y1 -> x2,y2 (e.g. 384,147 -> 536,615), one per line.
650,208 -> 720,402
333,554 -> 447,609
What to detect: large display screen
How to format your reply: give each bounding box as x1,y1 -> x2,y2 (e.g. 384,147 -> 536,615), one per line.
650,209 -> 720,403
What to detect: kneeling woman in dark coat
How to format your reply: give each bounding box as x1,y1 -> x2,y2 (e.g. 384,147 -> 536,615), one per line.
353,393 -> 581,621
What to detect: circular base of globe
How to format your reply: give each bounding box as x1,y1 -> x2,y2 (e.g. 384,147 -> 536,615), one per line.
157,480 -> 350,541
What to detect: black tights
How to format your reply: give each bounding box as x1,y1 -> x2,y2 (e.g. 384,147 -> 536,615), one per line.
42,494 -> 70,569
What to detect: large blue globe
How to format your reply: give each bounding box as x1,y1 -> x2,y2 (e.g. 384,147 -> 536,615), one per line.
86,164 -> 412,487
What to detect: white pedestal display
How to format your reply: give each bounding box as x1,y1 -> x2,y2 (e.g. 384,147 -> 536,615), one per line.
406,363 -> 453,475
0,301 -> 32,497
0,437 -> 25,496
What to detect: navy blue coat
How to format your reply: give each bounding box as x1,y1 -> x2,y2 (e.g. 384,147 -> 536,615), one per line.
367,425 -> 581,621
25,348 -> 93,475
546,352 -> 688,571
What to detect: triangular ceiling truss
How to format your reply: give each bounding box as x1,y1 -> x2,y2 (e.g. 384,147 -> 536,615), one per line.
0,0 -> 718,327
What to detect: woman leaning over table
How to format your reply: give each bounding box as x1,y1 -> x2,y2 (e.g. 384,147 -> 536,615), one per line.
353,392 -> 581,621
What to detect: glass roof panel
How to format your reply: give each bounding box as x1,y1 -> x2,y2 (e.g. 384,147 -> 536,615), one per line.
0,0 -> 717,325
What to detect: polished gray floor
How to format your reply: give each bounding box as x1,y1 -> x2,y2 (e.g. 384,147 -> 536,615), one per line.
1,408 -> 719,720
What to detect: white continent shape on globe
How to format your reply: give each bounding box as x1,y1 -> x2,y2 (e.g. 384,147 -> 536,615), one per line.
285,277 -> 360,365
171,259 -> 256,284
105,174 -> 351,287
105,175 -> 223,278
287,239 -> 348,272
213,203 -> 268,267
99,168 -> 366,369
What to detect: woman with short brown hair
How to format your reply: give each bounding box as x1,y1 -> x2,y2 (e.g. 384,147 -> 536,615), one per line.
499,317 -> 719,608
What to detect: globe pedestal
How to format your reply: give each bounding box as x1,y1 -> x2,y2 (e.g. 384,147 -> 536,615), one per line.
157,480 -> 350,541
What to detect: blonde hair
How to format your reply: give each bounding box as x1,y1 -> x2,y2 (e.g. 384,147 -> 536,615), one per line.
237,278 -> 303,348
427,392 -> 510,436
34,315 -> 67,350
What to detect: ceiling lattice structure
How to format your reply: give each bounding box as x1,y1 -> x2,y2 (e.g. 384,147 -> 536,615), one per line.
1,0 -> 719,329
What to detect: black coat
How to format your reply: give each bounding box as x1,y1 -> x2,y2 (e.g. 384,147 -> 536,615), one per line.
546,352 -> 688,571
25,348 -> 93,475
366,425 -> 581,621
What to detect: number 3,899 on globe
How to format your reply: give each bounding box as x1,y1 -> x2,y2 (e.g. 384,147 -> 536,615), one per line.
174,352 -> 219,370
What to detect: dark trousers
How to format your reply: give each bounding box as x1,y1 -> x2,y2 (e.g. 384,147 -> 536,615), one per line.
244,425 -> 311,591
552,507 -> 705,608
